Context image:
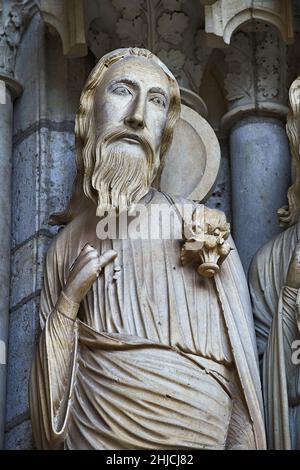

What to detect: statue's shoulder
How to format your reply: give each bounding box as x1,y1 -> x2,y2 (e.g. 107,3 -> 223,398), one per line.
159,191 -> 226,218
155,190 -> 229,227
250,222 -> 299,275
256,222 -> 298,258
155,189 -> 197,208
46,209 -> 90,262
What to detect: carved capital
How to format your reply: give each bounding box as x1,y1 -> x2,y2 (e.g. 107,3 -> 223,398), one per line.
86,0 -> 211,99
202,0 -> 294,47
0,0 -> 37,77
222,27 -> 289,129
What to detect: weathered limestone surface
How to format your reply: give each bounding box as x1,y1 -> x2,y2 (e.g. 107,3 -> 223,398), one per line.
5,299 -> 40,427
11,130 -> 76,248
0,85 -> 13,450
248,76 -> 300,449
201,0 -> 294,46
2,0 -> 300,450
206,138 -> 231,222
5,420 -> 33,450
29,47 -> 266,451
4,13 -> 91,449
230,117 -> 290,272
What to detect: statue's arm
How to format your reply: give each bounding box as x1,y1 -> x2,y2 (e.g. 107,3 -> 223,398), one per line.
30,242 -> 117,449
283,242 -> 300,337
260,262 -> 300,450
29,244 -> 80,450
250,237 -> 300,364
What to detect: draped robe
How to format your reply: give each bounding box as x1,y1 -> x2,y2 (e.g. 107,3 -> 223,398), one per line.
250,222 -> 300,449
30,189 -> 266,450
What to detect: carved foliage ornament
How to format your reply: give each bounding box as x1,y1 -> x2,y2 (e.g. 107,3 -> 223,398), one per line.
87,0 -> 211,95
224,32 -> 253,103
224,25 -> 286,109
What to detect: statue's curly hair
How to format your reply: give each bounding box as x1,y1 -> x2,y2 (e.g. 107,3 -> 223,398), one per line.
278,76 -> 300,227
50,47 -> 181,226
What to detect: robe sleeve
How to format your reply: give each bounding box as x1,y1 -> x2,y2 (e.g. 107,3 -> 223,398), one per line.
275,286 -> 300,406
29,241 -> 80,449
249,252 -> 276,362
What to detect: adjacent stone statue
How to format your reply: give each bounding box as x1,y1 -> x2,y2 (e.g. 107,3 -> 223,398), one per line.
249,76 -> 300,449
29,48 -> 266,450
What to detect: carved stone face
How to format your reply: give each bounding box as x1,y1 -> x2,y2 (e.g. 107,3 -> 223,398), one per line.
93,55 -> 170,166
10,7 -> 22,28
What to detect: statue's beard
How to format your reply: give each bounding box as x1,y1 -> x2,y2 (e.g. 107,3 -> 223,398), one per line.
91,135 -> 157,216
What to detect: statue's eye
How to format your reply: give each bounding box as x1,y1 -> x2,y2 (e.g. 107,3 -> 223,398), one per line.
150,95 -> 166,108
113,86 -> 131,96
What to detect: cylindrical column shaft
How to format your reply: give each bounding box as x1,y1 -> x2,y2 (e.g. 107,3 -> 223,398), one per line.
0,82 -> 13,448
230,116 -> 291,273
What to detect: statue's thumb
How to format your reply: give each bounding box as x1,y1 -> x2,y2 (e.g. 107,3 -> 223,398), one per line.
98,250 -> 118,270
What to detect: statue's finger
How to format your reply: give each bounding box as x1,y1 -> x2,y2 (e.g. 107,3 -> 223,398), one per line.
98,250 -> 118,270
81,243 -> 96,254
69,244 -> 97,272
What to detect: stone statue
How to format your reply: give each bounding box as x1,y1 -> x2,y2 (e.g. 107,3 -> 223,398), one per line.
249,76 -> 300,449
29,48 -> 266,450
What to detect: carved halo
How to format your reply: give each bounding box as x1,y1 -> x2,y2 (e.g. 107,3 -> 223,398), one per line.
159,88 -> 221,202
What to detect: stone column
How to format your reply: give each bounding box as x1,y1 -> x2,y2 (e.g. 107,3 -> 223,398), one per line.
0,81 -> 13,450
0,76 -> 22,449
222,26 -> 291,273
230,117 -> 290,272
0,1 -> 28,448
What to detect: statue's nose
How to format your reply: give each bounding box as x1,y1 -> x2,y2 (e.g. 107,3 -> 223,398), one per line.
124,114 -> 145,130
124,96 -> 145,130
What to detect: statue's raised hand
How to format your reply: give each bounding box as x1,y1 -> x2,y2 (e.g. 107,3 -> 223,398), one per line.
63,244 -> 117,304
286,241 -> 300,289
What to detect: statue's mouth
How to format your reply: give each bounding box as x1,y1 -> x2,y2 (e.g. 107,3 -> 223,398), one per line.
121,135 -> 142,145
103,131 -> 155,164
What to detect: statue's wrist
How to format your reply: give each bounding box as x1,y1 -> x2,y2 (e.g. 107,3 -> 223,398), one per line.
56,290 -> 80,321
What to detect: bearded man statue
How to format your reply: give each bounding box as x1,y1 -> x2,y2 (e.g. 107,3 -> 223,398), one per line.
29,48 -> 266,450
